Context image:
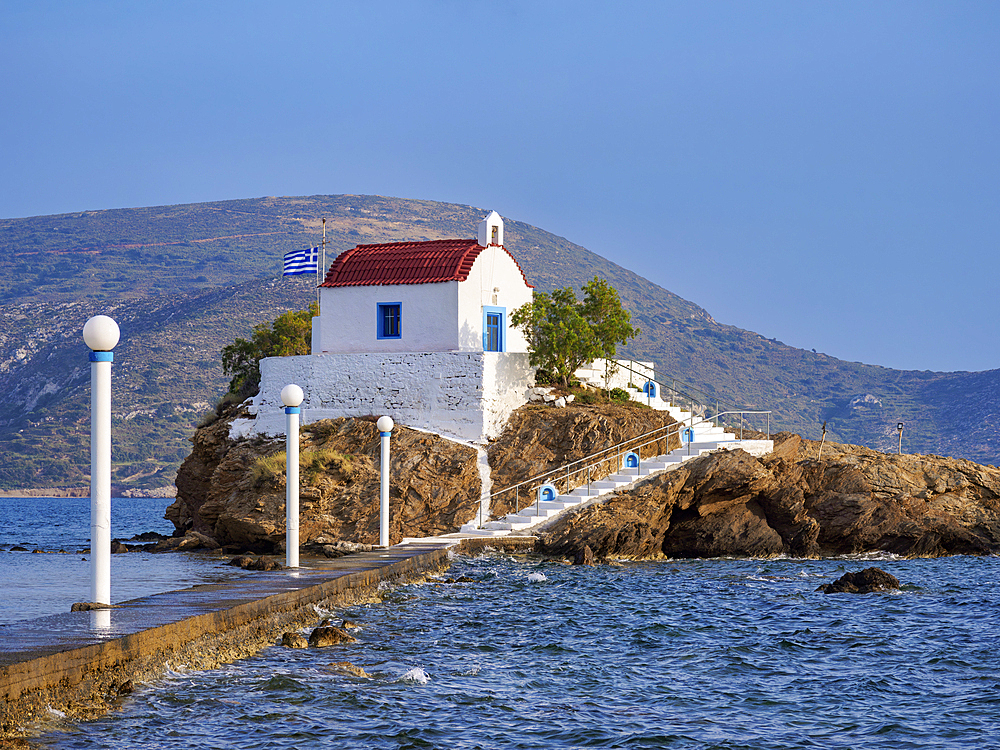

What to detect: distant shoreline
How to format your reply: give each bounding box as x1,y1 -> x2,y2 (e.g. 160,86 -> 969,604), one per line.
0,487 -> 176,499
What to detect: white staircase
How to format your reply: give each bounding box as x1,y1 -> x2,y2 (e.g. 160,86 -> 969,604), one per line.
459,359 -> 772,537
463,411 -> 745,537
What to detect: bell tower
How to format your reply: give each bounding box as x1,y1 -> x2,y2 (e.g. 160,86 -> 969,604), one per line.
478,210 -> 504,247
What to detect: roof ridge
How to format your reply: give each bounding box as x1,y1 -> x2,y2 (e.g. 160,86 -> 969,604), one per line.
319,237 -> 532,289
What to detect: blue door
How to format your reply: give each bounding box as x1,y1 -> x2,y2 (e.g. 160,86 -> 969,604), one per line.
483,306 -> 505,352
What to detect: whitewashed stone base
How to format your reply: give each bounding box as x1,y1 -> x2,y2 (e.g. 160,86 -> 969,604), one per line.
240,351 -> 534,443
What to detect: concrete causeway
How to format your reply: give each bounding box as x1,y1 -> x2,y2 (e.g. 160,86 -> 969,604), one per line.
0,536 -> 535,739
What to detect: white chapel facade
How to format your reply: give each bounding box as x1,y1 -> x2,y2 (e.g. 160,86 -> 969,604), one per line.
311,211 -> 532,355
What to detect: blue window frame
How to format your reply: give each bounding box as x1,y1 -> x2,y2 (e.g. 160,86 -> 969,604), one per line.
377,303 -> 401,339
483,306 -> 505,352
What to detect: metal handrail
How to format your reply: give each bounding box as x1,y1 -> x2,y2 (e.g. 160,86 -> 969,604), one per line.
475,406 -> 772,527
602,358 -> 761,417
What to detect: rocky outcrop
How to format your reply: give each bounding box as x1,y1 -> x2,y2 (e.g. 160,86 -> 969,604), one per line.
167,405 -> 481,550
488,404 -> 679,517
168,401 -> 680,551
537,432 -> 1000,560
817,568 -> 900,594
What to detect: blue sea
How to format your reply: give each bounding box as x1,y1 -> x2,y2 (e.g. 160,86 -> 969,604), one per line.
5,498 -> 1000,749
0,496 -> 240,623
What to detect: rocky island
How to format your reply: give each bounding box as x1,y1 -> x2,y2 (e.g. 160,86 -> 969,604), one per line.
167,401 -> 679,551
166,401 -> 1000,561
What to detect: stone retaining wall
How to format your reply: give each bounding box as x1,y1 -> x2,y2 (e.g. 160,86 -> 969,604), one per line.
241,351 -> 534,443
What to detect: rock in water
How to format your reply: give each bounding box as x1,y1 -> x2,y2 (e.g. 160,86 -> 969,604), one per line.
308,626 -> 357,647
329,661 -> 370,678
248,556 -> 284,571
816,567 -> 901,594
573,544 -> 595,566
280,632 -> 309,648
229,555 -> 256,568
70,602 -> 122,611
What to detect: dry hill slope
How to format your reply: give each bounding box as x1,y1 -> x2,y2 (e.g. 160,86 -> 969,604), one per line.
0,195 -> 997,491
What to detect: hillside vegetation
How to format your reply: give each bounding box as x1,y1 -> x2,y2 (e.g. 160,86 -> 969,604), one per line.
1,195 -> 997,492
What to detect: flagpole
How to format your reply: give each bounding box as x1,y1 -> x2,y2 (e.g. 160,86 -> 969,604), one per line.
318,218 -> 326,305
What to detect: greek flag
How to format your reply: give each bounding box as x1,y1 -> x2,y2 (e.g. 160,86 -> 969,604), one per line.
283,246 -> 319,276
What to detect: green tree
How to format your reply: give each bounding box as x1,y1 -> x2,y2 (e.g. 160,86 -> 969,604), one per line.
222,303 -> 318,397
511,276 -> 639,387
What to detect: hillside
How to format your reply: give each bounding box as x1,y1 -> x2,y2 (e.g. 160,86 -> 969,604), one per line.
1,194 -> 997,491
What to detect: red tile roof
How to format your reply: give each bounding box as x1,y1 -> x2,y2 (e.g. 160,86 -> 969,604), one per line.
320,239 -> 532,288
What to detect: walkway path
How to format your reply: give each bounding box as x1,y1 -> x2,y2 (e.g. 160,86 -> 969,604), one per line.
0,536 -> 531,738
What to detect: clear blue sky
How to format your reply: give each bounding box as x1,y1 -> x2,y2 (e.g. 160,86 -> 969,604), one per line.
3,1 -> 998,373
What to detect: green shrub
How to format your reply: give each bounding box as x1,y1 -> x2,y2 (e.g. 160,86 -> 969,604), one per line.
610,387 -> 630,403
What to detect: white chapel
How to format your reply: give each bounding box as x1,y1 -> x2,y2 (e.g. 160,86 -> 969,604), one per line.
241,212 -> 537,442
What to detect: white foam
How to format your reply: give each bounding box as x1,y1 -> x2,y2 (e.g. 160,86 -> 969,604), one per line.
527,572 -> 547,583
399,667 -> 430,684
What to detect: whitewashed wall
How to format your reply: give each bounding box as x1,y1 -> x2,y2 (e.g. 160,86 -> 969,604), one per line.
456,245 -> 533,352
239,351 -> 534,443
315,281 -> 459,353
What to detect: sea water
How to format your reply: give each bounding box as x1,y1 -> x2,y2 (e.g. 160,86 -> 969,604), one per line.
6,499 -> 1000,749
0,496 -> 240,623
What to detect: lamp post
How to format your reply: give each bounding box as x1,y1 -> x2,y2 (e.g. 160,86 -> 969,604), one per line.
281,384 -> 304,568
83,315 -> 120,606
377,415 -> 394,547
897,422 -> 904,455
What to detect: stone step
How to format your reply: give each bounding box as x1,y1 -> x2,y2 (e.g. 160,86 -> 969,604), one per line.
482,520 -> 533,532
568,485 -> 606,498
589,475 -> 636,489
538,498 -> 582,511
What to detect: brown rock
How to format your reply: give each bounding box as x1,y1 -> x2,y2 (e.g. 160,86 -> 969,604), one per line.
247,556 -> 283,571
817,567 -> 901,594
538,436 -> 1000,560
573,544 -> 595,566
70,602 -> 122,612
280,632 -> 309,648
116,680 -> 135,695
308,626 -> 357,647
170,409 -> 481,550
329,661 -> 370,678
